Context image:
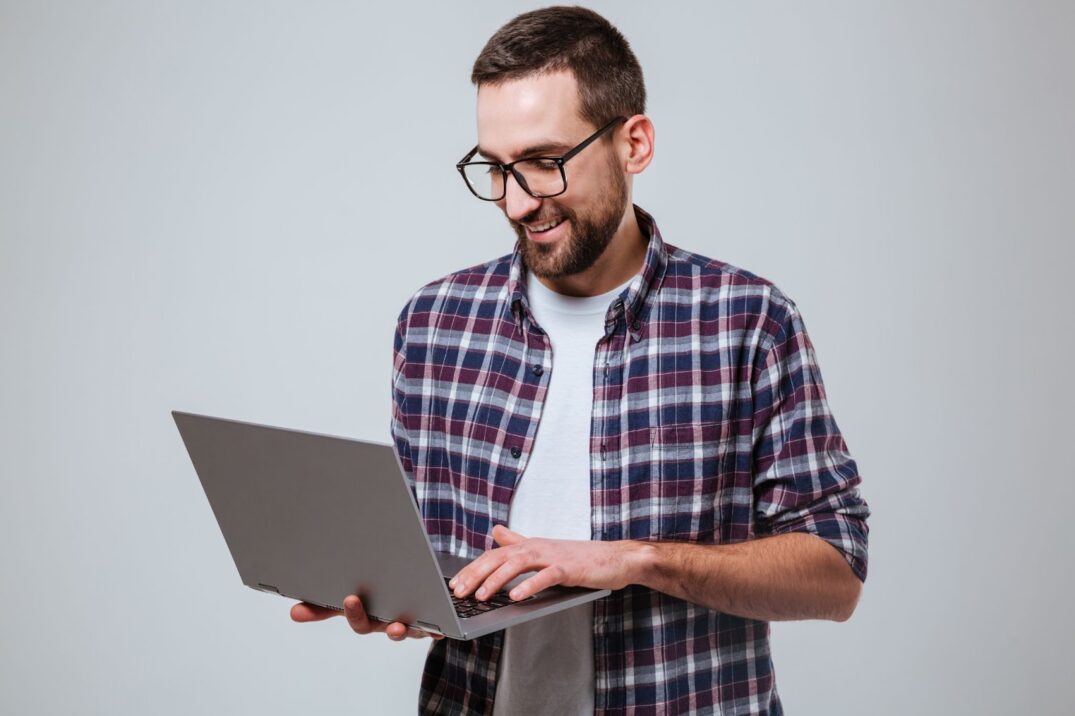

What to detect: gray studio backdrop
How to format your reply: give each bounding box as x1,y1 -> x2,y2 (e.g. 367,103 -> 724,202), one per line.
1,1 -> 1072,714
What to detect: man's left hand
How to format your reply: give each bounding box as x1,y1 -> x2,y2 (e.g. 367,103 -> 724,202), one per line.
447,524 -> 646,602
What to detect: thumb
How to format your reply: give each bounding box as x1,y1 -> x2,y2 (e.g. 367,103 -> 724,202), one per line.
492,524 -> 526,545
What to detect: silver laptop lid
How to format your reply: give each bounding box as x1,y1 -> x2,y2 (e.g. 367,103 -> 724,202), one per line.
172,410 -> 460,634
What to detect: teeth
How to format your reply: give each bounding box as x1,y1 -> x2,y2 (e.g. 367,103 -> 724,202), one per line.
528,218 -> 564,233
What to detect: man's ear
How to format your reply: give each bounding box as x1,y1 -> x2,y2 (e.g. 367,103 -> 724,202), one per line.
622,114 -> 655,175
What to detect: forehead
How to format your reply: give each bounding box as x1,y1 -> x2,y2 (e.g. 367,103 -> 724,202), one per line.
475,69 -> 591,161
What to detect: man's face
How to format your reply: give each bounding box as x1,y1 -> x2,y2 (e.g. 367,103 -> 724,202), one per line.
475,70 -> 628,279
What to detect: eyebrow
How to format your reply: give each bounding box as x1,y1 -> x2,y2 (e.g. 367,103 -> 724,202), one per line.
475,140 -> 574,162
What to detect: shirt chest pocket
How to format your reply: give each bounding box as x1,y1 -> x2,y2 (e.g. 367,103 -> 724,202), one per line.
650,421 -> 734,541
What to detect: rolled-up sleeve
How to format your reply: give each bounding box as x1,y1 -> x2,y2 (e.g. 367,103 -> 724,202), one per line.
751,298 -> 870,581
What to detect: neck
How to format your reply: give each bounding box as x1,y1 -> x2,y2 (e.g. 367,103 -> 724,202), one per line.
535,206 -> 647,297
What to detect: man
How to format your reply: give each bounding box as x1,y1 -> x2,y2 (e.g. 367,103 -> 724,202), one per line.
292,6 -> 869,714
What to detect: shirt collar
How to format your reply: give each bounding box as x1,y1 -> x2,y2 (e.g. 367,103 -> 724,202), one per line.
508,203 -> 668,342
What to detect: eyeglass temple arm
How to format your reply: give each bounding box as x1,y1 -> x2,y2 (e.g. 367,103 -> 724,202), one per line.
457,146 -> 480,167
560,116 -> 628,164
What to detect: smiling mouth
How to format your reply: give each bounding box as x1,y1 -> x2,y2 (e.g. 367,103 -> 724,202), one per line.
526,217 -> 566,233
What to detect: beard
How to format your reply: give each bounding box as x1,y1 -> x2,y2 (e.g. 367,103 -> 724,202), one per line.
508,158 -> 628,280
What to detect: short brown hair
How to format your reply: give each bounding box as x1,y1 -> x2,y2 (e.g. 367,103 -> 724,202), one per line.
471,5 -> 646,129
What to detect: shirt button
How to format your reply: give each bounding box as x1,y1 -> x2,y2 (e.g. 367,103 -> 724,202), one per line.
532,364 -> 544,376
631,319 -> 641,331
510,446 -> 522,459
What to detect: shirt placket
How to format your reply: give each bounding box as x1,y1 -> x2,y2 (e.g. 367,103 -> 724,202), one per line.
591,297 -> 629,712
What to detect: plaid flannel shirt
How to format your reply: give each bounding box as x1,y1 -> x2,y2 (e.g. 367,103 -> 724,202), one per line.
391,205 -> 869,715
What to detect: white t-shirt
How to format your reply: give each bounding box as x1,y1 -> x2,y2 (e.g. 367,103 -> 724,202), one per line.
492,273 -> 632,716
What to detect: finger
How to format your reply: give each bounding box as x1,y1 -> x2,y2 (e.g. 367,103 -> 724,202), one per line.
507,565 -> 565,601
290,601 -> 342,622
343,595 -> 383,635
384,621 -> 409,641
384,621 -> 441,641
450,551 -> 507,598
476,554 -> 534,601
491,524 -> 526,546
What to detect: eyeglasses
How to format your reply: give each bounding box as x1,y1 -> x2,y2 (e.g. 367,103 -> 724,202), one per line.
456,116 -> 627,201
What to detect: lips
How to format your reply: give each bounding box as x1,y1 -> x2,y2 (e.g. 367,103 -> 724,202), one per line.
526,217 -> 566,233
524,218 -> 568,242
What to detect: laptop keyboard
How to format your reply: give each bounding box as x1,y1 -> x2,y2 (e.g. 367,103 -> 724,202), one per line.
445,577 -> 535,618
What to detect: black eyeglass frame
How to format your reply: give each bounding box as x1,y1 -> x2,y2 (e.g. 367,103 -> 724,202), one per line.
455,116 -> 628,201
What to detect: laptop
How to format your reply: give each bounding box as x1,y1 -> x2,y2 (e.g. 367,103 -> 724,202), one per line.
172,410 -> 610,640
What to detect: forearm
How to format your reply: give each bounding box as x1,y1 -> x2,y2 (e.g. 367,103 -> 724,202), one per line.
626,532 -> 863,622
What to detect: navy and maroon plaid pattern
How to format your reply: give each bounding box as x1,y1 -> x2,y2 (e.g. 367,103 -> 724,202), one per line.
391,205 -> 869,715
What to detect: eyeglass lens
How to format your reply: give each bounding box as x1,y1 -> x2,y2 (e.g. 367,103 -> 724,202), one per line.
462,159 -> 564,200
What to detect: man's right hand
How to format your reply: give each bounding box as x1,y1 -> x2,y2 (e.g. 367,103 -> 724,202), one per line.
290,595 -> 444,641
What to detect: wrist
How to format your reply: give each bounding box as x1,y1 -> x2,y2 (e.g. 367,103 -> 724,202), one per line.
620,539 -> 661,589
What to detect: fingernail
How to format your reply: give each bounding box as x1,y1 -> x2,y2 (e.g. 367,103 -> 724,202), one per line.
448,577 -> 457,588
510,588 -> 521,600
476,587 -> 487,599
454,583 -> 466,596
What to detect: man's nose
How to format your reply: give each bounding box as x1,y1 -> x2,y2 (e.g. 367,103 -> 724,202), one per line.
499,171 -> 542,222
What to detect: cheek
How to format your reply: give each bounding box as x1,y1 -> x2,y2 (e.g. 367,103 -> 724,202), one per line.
544,195 -> 579,220
565,163 -> 615,207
